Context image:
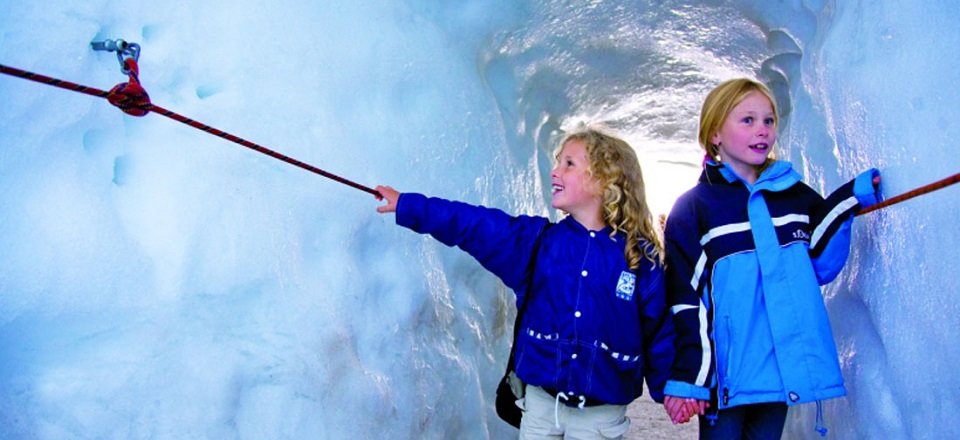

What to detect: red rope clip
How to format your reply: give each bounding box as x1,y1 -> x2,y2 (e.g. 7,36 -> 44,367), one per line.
106,58 -> 150,117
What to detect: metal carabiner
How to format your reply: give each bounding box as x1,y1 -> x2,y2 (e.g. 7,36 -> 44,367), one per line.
91,39 -> 141,75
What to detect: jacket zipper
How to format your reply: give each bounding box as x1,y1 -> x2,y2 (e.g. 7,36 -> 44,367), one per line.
720,316 -> 732,407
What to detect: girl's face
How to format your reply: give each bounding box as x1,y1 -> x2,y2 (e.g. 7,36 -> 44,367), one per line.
712,90 -> 777,183
551,139 -> 604,229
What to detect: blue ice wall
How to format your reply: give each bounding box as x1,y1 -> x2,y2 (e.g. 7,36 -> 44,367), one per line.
0,1 -> 957,438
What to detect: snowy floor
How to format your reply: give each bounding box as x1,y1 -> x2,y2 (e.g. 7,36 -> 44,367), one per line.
625,388 -> 697,440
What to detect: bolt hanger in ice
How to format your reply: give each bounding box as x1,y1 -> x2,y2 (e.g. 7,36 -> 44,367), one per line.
90,39 -> 141,75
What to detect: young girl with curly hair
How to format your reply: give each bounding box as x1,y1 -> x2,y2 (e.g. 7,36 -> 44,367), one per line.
376,127 -> 674,440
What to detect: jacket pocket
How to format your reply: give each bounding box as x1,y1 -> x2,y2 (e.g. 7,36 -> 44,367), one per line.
598,415 -> 631,438
515,328 -> 561,385
714,316 -> 734,396
587,340 -> 644,402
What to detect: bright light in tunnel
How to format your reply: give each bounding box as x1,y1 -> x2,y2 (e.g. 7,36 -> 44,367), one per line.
554,79 -> 717,222
632,139 -> 703,219
558,120 -> 704,221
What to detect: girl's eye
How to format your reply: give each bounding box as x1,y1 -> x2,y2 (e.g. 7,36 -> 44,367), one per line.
764,117 -> 776,126
741,116 -> 754,124
566,160 -> 575,167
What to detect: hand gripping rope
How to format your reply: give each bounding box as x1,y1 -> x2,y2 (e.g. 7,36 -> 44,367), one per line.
0,39 -> 381,198
855,172 -> 959,216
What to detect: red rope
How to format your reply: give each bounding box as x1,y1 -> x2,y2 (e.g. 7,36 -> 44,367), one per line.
0,64 -> 111,99
857,172 -> 960,216
0,62 -> 381,197
106,58 -> 150,117
6,62 -> 957,208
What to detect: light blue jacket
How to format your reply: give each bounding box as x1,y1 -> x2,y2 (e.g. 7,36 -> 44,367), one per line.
663,161 -> 880,408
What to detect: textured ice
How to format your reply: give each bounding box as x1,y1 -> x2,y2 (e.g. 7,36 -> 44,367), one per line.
1,1 -> 957,438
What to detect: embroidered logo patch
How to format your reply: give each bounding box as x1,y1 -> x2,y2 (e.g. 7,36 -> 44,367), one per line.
615,271 -> 636,301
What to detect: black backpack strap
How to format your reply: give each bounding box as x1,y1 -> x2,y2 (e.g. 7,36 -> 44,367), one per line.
506,221 -> 552,370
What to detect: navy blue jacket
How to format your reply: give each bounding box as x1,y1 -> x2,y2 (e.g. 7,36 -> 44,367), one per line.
396,193 -> 675,404
663,161 -> 880,408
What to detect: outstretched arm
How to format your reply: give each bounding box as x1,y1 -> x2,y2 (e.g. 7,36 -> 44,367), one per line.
808,168 -> 882,283
375,185 -> 400,213
373,188 -> 548,290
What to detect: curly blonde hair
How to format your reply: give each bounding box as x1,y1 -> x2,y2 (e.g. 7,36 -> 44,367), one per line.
556,127 -> 663,268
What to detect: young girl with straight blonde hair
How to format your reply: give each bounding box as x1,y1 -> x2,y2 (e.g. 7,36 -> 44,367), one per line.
662,78 -> 882,439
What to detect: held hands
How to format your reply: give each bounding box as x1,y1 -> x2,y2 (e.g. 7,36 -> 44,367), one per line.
663,395 -> 709,425
375,185 -> 400,214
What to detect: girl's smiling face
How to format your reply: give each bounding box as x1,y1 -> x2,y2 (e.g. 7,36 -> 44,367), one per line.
551,138 -> 604,230
712,90 -> 777,183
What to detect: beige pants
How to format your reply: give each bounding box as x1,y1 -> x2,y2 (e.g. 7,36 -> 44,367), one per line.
518,385 -> 630,440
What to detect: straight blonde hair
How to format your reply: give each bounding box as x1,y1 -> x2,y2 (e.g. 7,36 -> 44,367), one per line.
699,78 -> 779,165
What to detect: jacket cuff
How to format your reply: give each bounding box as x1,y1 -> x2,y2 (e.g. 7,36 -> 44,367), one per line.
664,380 -> 711,401
854,168 -> 882,207
395,192 -> 426,229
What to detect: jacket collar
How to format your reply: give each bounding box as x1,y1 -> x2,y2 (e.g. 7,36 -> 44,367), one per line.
700,159 -> 801,193
559,216 -> 617,240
